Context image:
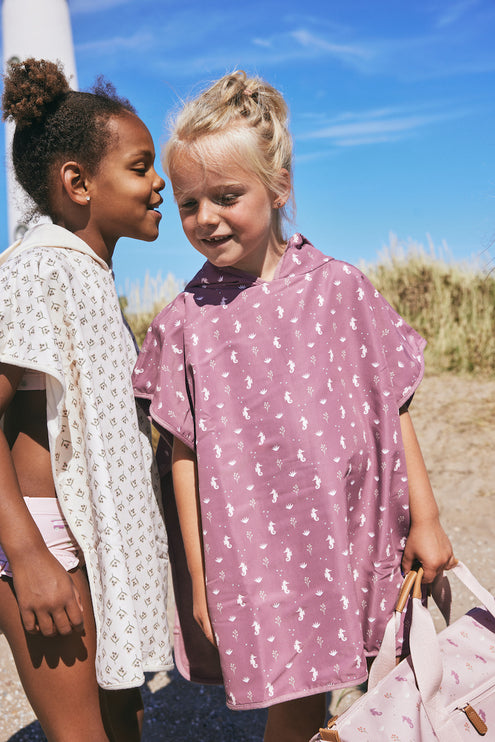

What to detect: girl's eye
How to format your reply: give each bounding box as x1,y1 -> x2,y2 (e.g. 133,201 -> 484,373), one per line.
218,194 -> 238,206
132,167 -> 147,175
179,200 -> 197,211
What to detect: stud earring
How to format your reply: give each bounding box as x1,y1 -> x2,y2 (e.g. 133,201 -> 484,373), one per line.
85,195 -> 90,202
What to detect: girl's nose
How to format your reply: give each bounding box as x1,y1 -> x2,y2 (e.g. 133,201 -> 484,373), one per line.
197,199 -> 219,226
154,171 -> 165,192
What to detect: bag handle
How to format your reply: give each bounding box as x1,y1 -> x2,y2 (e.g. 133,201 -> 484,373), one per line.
408,570 -> 443,704
367,567 -> 421,688
450,561 -> 495,615
396,567 -> 420,612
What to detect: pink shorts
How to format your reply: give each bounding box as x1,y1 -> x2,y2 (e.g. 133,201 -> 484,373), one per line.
0,497 -> 83,578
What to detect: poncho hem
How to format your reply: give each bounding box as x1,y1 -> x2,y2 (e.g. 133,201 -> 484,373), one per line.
225,672 -> 369,711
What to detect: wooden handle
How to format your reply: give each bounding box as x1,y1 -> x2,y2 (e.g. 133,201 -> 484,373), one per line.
396,569 -> 418,613
413,567 -> 424,599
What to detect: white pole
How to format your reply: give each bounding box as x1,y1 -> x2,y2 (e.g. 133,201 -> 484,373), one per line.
2,0 -> 78,243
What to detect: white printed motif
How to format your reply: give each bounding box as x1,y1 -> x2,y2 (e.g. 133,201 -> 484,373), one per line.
0,224 -> 173,689
134,234 -> 426,710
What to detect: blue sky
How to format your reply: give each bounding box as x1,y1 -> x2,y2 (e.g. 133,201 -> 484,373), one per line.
1,0 -> 494,296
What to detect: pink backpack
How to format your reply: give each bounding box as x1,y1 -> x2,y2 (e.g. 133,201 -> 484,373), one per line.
311,561 -> 495,741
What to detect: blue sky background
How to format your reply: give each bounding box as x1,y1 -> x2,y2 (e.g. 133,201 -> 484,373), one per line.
1,0 -> 494,296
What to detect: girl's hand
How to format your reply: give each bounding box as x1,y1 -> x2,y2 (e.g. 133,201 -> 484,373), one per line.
402,517 -> 456,583
192,578 -> 215,646
11,551 -> 84,636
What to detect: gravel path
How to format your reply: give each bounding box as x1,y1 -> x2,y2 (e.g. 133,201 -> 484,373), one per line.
1,373 -> 494,741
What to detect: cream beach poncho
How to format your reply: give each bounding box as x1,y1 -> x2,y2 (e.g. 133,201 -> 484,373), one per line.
0,223 -> 173,689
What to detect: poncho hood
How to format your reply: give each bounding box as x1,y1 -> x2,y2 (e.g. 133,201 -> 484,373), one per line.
0,222 -> 110,270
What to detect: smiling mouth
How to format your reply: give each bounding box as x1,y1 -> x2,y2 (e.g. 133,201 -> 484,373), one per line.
203,235 -> 231,246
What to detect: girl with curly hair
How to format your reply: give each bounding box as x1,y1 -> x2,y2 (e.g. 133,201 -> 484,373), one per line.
0,58 -> 172,741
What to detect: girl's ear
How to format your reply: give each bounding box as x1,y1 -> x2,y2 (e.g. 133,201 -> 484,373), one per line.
59,161 -> 91,206
272,168 -> 291,209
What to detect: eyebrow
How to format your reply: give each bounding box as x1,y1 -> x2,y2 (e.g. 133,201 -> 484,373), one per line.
126,148 -> 155,160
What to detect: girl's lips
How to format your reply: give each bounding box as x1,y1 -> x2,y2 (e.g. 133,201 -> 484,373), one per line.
202,235 -> 232,246
148,198 -> 163,215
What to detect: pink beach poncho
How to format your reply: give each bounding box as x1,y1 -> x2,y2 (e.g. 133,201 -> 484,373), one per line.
133,234 -> 426,710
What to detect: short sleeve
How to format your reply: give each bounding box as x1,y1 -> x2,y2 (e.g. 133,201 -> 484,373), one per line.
132,297 -> 196,448
0,249 -> 66,383
349,265 -> 426,408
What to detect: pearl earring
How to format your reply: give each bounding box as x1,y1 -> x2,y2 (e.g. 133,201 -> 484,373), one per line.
86,195 -> 90,202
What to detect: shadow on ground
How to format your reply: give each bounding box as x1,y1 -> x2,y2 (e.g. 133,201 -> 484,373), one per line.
7,669 -> 269,742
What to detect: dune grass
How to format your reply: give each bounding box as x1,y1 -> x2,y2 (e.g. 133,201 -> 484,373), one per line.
363,236 -> 495,376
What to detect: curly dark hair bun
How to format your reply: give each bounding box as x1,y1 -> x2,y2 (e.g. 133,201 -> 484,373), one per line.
2,57 -> 70,129
2,57 -> 136,217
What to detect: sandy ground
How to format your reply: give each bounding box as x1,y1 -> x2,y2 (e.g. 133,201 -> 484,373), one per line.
1,373 -> 494,742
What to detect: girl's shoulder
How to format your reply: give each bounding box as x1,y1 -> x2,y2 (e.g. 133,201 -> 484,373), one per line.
284,234 -> 374,287
0,244 -> 89,296
301,244 -> 376,295
1,224 -> 109,278
147,260 -> 219,333
1,242 -> 60,280
331,258 -> 378,291
144,291 -> 189,344
153,288 -> 187,319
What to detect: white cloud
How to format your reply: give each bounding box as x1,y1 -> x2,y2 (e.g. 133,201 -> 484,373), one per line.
298,105 -> 469,147
295,148 -> 338,164
252,38 -> 273,48
436,0 -> 481,27
290,29 -> 371,62
70,5 -> 495,84
149,24 -> 372,80
76,31 -> 154,56
285,16 -> 495,81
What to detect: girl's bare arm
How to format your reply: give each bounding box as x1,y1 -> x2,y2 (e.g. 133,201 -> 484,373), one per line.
172,436 -> 215,645
400,409 -> 456,582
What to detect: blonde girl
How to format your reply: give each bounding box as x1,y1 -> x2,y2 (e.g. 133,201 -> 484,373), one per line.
133,71 -> 454,742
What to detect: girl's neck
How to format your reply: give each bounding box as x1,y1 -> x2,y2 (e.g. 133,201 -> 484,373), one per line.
54,217 -> 115,266
256,240 -> 287,281
73,227 -> 115,266
229,239 -> 287,281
